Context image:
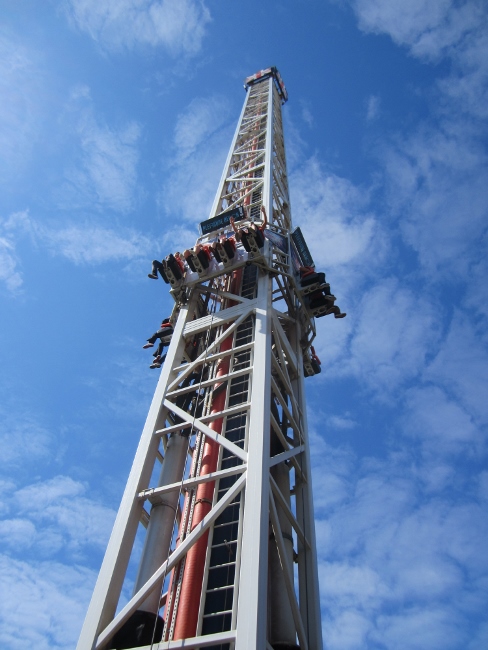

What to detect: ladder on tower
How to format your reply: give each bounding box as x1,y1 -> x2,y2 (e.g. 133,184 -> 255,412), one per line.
199,267 -> 257,647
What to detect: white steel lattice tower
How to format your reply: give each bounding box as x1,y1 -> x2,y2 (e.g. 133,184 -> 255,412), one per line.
77,67 -> 325,650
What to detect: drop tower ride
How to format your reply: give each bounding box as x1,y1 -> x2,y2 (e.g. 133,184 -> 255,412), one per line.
77,67 -> 327,650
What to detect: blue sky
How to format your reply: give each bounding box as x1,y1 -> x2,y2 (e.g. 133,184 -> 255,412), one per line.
1,1 -> 487,648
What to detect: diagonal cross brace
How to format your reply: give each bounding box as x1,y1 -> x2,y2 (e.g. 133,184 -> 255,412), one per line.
269,474 -> 310,551
95,474 -> 246,649
163,400 -> 248,462
168,307 -> 254,393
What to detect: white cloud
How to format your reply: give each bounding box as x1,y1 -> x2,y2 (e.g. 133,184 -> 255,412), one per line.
289,157 -> 386,284
77,119 -> 141,213
300,101 -> 314,127
0,554 -> 95,650
159,224 -> 201,254
322,608 -> 372,650
329,277 -> 440,393
320,562 -> 386,607
0,519 -> 37,550
313,440 -> 488,650
313,310 -> 353,371
343,1 -> 488,295
426,313 -> 488,423
1,209 -> 155,270
439,27 -> 488,119
0,233 -> 23,292
350,0 -> 488,121
465,258 -> 488,323
468,622 -> 488,650
0,476 -> 115,561
59,89 -> 142,214
15,475 -> 85,508
65,0 -> 211,55
403,385 -> 483,458
349,0 -> 482,61
372,606 -> 465,650
327,414 -> 357,430
283,109 -> 309,171
310,434 -> 355,511
161,140 -> 228,223
161,97 -> 233,224
0,35 -> 45,183
382,122 -> 488,277
11,476 -> 115,555
173,95 -> 230,163
366,94 -> 380,121
0,411 -> 54,467
0,480 -> 16,517
479,471 -> 488,501
40,223 -> 154,264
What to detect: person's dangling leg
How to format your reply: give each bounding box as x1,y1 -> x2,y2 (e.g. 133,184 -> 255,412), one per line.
143,329 -> 164,348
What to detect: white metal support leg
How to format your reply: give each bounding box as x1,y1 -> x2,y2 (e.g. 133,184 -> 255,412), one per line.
235,274 -> 273,650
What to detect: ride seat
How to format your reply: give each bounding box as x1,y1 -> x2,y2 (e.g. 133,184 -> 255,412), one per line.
240,226 -> 265,254
164,254 -> 184,286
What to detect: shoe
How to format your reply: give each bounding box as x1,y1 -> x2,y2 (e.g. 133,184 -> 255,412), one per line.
143,342 -> 154,349
335,312 -> 346,319
149,362 -> 161,369
148,273 -> 158,279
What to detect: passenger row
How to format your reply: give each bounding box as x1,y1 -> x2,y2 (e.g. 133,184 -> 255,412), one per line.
147,256 -> 345,324
298,266 -> 346,320
148,207 -> 268,286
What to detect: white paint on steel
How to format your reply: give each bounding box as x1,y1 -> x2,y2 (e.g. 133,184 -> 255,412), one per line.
76,306 -> 191,650
95,474 -> 246,649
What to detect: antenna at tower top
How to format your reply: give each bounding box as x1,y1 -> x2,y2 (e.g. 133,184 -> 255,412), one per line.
244,66 -> 288,103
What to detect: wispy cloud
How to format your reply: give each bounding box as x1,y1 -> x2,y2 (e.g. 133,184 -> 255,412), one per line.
349,0 -> 488,121
64,0 -> 211,55
402,385 -> 482,459
366,94 -> 381,121
0,554 -> 96,650
1,209 -> 154,281
0,233 -> 23,293
10,476 -> 115,555
426,312 -> 488,423
0,208 -> 157,295
160,94 -> 233,225
290,157 -> 385,278
311,435 -> 488,650
300,100 -> 314,128
58,86 -> 142,214
0,35 -> 45,184
381,121 -> 488,277
40,223 -> 154,264
348,0 -> 483,62
173,95 -> 230,163
343,277 -> 440,392
327,414 -> 358,431
0,409 -> 55,467
298,11 -> 488,635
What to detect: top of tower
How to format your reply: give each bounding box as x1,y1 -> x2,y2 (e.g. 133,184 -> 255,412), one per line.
244,66 -> 288,104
